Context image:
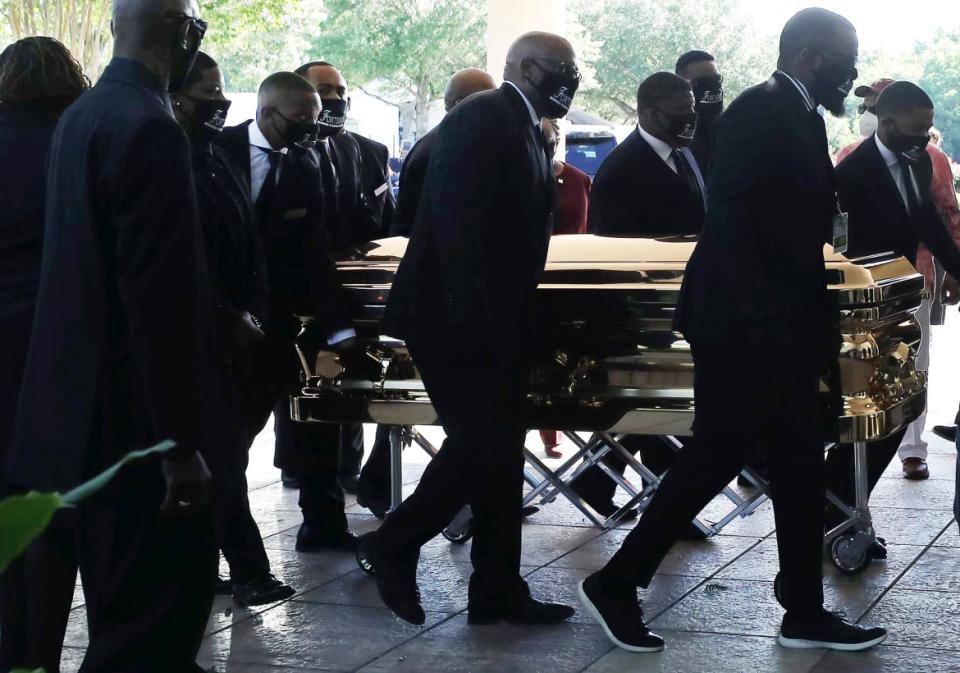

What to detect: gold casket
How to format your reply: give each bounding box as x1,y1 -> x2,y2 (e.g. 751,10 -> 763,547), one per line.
291,235 -> 926,443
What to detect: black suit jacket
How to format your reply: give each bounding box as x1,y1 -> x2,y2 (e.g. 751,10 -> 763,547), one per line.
7,59 -> 209,490
675,71 -> 837,363
589,128 -> 706,236
217,121 -> 351,334
325,132 -> 379,249
349,131 -> 395,238
382,83 -> 556,351
837,135 -> 960,278
390,128 -> 437,237
0,103 -> 59,464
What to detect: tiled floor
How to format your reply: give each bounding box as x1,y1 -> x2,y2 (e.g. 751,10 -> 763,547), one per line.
57,318 -> 960,673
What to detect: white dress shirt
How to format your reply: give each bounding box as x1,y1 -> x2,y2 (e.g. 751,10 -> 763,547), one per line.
247,119 -> 286,203
876,134 -> 921,214
774,69 -> 815,112
636,124 -> 678,173
503,81 -> 541,128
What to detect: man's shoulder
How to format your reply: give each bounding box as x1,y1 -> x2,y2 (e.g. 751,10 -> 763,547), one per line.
595,131 -> 648,178
836,136 -> 877,176
351,131 -> 388,157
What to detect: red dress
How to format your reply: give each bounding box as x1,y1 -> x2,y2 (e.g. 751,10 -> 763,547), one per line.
541,162 -> 591,452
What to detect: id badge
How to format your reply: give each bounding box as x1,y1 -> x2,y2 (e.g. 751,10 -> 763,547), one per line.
832,212 -> 849,255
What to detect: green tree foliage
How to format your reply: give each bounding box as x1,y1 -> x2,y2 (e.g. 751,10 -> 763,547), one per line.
201,0 -> 323,92
1,0 -> 111,76
570,0 -> 775,123
309,0 -> 486,136
919,28 -> 960,161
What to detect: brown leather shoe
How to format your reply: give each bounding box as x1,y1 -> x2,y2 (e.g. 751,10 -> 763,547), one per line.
902,457 -> 930,480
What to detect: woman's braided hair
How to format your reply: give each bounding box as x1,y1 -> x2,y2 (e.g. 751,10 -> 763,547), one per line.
0,36 -> 89,108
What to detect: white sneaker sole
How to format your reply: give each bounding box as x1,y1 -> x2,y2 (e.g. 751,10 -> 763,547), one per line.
777,632 -> 887,651
577,580 -> 665,653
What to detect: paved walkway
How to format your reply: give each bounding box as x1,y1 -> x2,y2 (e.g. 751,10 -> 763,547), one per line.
58,317 -> 960,673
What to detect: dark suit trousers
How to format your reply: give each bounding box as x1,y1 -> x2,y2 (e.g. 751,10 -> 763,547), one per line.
573,435 -> 678,504
339,422 -> 365,480
247,322 -> 347,535
75,462 -> 216,672
0,509 -> 77,673
375,335 -> 528,595
359,424 -> 396,493
603,340 -> 826,618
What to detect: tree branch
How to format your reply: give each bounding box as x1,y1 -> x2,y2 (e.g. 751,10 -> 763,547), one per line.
357,85 -> 404,108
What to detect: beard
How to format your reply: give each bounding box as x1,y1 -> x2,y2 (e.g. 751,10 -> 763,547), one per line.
821,90 -> 849,118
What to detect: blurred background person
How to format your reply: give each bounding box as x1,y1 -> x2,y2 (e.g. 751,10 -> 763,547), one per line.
840,78 -> 960,477
675,50 -> 725,178
538,116 -> 590,458
6,0 -> 217,668
0,35 -> 88,673
172,52 -> 295,608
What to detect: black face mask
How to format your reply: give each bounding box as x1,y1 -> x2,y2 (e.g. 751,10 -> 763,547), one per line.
525,59 -> 580,119
655,108 -> 698,147
887,121 -> 930,164
317,98 -> 348,138
691,75 -> 724,109
811,54 -> 856,118
166,15 -> 206,93
274,111 -> 319,150
185,96 -> 231,143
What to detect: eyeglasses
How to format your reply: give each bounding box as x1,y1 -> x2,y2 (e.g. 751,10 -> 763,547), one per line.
165,11 -> 208,41
524,57 -> 582,84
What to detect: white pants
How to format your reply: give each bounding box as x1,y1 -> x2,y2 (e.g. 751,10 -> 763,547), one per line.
899,296 -> 932,461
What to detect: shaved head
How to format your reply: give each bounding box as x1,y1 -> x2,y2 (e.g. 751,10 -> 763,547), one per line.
505,31 -> 576,70
113,0 -> 197,45
443,68 -> 495,112
111,0 -> 201,90
296,62 -> 348,100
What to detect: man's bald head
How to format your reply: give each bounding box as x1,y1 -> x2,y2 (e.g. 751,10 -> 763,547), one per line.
257,72 -> 321,150
443,68 -> 495,112
113,0 -> 197,47
295,61 -> 348,100
258,71 -> 319,110
503,31 -> 579,119
112,0 -> 201,89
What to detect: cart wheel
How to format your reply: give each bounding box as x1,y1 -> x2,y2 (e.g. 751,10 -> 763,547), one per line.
442,506 -> 474,544
830,534 -> 872,575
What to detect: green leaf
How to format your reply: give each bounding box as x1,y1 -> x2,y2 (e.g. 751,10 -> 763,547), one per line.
0,492 -> 64,574
62,440 -> 177,505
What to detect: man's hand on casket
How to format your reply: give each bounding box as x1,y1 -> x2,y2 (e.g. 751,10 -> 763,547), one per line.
942,275 -> 960,306
160,450 -> 212,517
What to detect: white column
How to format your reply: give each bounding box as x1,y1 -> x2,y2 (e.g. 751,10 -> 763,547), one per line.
486,0 -> 567,83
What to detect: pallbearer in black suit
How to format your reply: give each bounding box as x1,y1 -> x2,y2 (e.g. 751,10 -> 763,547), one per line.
0,37 -> 88,673
358,67 -> 496,518
824,82 -> 960,541
7,1 -> 217,668
579,9 -> 889,653
357,33 -> 579,627
676,50 -> 725,179
171,52 -> 295,608
590,72 -> 705,237
388,68 -> 496,239
217,73 -> 359,553
578,73 -> 706,526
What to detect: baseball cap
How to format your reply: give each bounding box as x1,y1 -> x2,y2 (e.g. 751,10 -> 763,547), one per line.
854,78 -> 895,98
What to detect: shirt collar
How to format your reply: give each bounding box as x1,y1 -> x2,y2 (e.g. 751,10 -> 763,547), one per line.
248,118 -> 286,154
636,124 -> 675,165
875,133 -> 900,168
504,81 -> 540,128
775,69 -> 815,112
100,57 -> 167,105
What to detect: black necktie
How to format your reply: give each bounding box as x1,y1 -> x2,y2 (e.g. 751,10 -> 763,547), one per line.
256,148 -> 282,228
672,149 -> 705,208
899,161 -> 921,217
317,141 -> 340,224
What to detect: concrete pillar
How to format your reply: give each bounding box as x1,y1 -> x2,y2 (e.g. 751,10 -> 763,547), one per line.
486,0 -> 567,83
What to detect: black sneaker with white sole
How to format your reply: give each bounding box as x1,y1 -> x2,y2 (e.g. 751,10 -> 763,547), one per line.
778,610 -> 887,651
578,572 -> 664,652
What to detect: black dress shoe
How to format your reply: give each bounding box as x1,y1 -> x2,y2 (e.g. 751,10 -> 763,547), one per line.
933,425 -> 957,443
676,521 -> 709,541
867,537 -> 887,561
340,474 -> 360,495
778,610 -> 887,651
281,469 -> 301,489
588,498 -> 639,522
468,594 -> 575,625
232,573 -> 296,608
295,524 -> 358,552
578,572 -> 664,652
356,532 -> 425,625
521,505 -> 540,518
357,478 -> 390,519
